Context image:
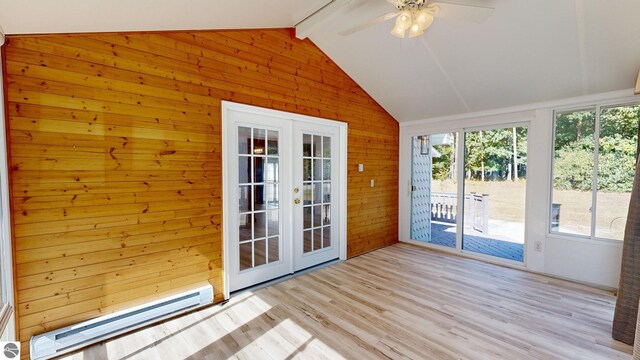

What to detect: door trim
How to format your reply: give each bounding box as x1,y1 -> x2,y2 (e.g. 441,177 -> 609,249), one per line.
221,101 -> 348,300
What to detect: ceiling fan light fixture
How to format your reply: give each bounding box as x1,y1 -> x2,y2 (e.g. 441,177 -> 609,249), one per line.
390,23 -> 407,38
388,0 -> 439,39
415,9 -> 434,30
408,23 -> 424,38
397,10 -> 412,29
340,0 -> 493,39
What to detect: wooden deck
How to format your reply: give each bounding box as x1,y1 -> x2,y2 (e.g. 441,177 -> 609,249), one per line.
62,243 -> 632,359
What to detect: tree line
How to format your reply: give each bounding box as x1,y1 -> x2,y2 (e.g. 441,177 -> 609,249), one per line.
429,104 -> 639,193
431,128 -> 527,182
554,105 -> 639,193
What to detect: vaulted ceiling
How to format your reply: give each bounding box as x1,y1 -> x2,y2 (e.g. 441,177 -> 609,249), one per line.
1,0 -> 639,122
0,0 -> 328,34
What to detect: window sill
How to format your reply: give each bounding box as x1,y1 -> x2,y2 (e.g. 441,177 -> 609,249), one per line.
546,232 -> 625,247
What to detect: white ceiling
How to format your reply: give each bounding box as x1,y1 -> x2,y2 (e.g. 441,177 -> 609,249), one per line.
307,0 -> 640,121
0,0 -> 328,34
1,0 -> 639,122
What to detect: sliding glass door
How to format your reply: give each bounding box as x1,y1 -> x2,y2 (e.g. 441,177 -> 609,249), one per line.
409,125 -> 528,263
462,127 -> 528,262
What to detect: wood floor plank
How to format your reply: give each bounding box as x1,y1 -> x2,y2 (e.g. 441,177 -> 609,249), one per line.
60,244 -> 632,360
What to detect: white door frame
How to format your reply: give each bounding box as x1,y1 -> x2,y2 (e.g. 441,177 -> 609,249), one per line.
222,101 -> 348,300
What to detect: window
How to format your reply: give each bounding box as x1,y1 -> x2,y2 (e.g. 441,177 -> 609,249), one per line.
551,103 -> 640,240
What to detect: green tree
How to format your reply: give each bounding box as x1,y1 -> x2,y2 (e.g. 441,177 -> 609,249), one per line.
432,143 -> 452,180
554,110 -> 595,150
464,128 -> 528,181
553,136 -> 595,191
553,105 -> 639,192
600,106 -> 640,139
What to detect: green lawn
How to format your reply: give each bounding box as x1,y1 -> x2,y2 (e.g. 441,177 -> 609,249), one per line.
431,179 -> 629,241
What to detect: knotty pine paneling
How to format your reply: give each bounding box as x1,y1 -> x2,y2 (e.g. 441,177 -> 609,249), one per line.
3,28 -> 399,356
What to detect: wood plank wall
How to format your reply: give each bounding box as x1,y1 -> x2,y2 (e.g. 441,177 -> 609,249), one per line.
2,28 -> 399,357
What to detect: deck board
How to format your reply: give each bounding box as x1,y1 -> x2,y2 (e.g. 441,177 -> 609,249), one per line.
61,243 -> 632,359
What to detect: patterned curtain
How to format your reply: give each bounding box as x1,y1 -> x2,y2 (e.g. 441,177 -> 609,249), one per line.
613,156 -> 640,345
635,306 -> 640,359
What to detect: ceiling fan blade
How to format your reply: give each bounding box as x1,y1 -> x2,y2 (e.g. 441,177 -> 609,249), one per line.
386,0 -> 401,7
431,2 -> 494,23
338,11 -> 399,36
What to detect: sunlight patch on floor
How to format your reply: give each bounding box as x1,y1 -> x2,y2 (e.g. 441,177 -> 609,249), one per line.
232,318 -> 345,360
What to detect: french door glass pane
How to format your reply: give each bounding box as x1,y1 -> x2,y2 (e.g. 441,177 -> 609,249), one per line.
595,105 -> 639,240
268,237 -> 279,262
302,132 -> 332,254
266,158 -> 279,182
253,129 -> 266,155
238,156 -> 250,184
254,185 -> 266,211
254,240 -> 266,266
267,131 -> 279,155
313,159 -> 322,181
462,127 -> 527,262
551,109 -> 596,236
237,127 -> 281,271
254,157 -> 264,183
239,186 -> 251,212
240,242 -> 252,271
238,127 -> 251,154
410,133 -> 457,248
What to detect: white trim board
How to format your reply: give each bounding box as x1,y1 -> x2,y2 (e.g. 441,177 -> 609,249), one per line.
221,101 -> 348,300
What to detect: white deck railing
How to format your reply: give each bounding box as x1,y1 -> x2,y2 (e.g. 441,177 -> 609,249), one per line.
431,192 -> 489,234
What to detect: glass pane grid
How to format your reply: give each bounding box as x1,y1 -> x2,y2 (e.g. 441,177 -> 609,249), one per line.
238,126 -> 281,271
303,133 -> 332,254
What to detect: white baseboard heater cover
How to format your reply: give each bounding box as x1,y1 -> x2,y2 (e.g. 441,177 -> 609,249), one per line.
30,285 -> 214,360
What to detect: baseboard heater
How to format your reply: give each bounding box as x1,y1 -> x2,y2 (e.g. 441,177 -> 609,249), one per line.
30,285 -> 214,360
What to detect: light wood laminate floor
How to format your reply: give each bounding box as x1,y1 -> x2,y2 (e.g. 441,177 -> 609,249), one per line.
62,243 -> 633,360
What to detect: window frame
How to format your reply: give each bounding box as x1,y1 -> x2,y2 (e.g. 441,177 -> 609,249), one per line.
549,101 -> 640,242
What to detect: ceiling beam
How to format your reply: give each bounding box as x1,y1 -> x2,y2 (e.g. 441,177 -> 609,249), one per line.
295,0 -> 352,40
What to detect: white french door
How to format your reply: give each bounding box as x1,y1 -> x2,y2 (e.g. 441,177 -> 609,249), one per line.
292,123 -> 340,271
224,103 -> 345,294
226,110 -> 292,292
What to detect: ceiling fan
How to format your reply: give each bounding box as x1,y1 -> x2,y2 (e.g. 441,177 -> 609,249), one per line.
339,0 -> 494,38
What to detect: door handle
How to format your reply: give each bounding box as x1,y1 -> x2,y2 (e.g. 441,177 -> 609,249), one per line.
294,198 -> 301,204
